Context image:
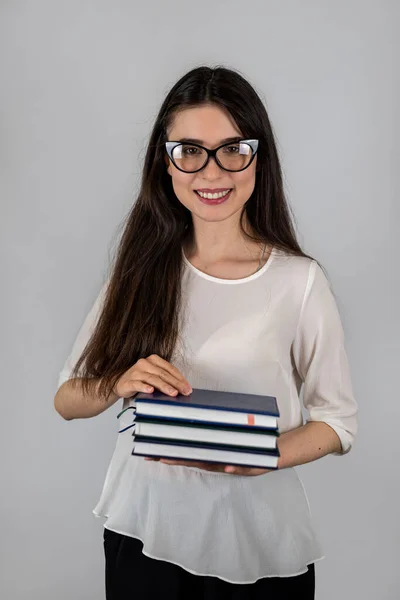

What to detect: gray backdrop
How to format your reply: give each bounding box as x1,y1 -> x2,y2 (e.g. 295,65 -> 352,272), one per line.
1,1 -> 399,598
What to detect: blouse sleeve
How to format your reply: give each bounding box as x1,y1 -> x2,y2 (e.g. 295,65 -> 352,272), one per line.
292,261 -> 358,454
57,284 -> 108,390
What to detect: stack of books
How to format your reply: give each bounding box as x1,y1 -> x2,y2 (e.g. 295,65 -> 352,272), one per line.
131,388 -> 280,469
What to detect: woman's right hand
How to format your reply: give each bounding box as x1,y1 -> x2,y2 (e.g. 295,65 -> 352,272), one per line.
112,354 -> 192,399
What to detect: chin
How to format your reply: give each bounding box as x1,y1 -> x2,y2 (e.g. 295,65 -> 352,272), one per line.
191,205 -> 244,224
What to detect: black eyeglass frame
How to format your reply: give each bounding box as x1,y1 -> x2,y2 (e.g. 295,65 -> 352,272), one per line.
165,139 -> 259,173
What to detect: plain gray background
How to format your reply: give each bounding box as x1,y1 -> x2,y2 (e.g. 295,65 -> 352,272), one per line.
1,1 -> 399,598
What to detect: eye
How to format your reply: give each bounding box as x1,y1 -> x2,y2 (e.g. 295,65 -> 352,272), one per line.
223,144 -> 240,154
181,145 -> 202,155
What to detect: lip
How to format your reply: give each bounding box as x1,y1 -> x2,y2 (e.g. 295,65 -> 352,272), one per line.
196,188 -> 231,193
194,188 -> 233,205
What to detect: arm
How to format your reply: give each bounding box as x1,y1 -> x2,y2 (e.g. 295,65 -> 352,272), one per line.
54,284 -> 109,420
161,262 -> 357,476
217,421 -> 342,476
290,261 -> 358,457
277,421 -> 341,469
54,378 -> 119,420
55,354 -> 192,421
271,262 -> 357,471
159,423 -> 341,475
54,282 -> 192,421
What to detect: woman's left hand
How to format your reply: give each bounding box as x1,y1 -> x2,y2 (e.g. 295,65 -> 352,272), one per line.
144,457 -> 270,476
143,422 -> 343,476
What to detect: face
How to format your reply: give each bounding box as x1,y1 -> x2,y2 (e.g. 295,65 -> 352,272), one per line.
166,104 -> 257,224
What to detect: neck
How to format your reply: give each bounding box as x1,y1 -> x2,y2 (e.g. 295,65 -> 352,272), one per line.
185,213 -> 263,266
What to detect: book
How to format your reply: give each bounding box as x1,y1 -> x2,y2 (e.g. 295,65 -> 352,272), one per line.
133,437 -> 279,469
135,388 -> 279,430
134,416 -> 279,450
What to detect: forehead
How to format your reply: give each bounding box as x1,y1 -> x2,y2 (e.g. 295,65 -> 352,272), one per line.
167,104 -> 242,146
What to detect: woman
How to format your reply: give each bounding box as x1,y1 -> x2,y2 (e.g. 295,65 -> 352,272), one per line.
54,66 -> 358,599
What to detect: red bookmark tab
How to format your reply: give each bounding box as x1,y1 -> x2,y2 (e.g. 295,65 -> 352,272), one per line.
247,414 -> 255,426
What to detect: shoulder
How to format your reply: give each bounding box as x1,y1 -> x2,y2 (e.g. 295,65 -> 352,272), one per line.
268,250 -> 333,314
270,248 -> 320,289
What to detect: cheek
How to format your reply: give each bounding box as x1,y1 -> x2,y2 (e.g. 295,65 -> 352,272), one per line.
170,172 -> 196,205
231,166 -> 256,196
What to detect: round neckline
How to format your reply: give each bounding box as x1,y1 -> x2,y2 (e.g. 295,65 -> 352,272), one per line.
182,246 -> 276,285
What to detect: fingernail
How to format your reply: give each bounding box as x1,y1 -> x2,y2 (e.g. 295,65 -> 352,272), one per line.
184,387 -> 192,395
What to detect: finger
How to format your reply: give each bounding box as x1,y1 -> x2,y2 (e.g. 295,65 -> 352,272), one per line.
224,465 -> 255,475
159,459 -> 189,466
134,373 -> 180,396
133,365 -> 181,395
224,466 -> 269,476
118,373 -> 187,398
146,354 -> 188,382
198,463 -> 227,472
224,465 -> 242,474
146,355 -> 192,394
114,378 -> 154,398
160,459 -> 225,473
131,380 -> 154,394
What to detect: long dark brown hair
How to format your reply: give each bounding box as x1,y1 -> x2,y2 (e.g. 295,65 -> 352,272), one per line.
72,65 -> 309,398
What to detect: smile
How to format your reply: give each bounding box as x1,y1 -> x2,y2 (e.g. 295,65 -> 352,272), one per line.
195,189 -> 232,200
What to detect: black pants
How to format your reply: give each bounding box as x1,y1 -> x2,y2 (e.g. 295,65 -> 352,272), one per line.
104,528 -> 315,600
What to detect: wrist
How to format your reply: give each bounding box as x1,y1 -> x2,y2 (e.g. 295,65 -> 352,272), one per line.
94,378 -> 119,404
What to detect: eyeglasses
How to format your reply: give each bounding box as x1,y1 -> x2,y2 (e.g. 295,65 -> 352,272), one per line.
165,139 -> 259,173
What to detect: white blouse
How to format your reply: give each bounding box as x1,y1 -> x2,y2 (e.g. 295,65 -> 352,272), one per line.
58,249 -> 358,583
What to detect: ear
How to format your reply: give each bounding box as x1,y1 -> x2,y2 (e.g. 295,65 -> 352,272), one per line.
165,155 -> 172,176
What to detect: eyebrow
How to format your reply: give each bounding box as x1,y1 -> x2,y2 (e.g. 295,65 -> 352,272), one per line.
177,136 -> 242,146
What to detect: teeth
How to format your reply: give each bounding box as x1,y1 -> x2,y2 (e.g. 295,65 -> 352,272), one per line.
197,189 -> 231,200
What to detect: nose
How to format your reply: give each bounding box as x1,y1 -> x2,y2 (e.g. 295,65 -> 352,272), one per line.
201,156 -> 224,179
